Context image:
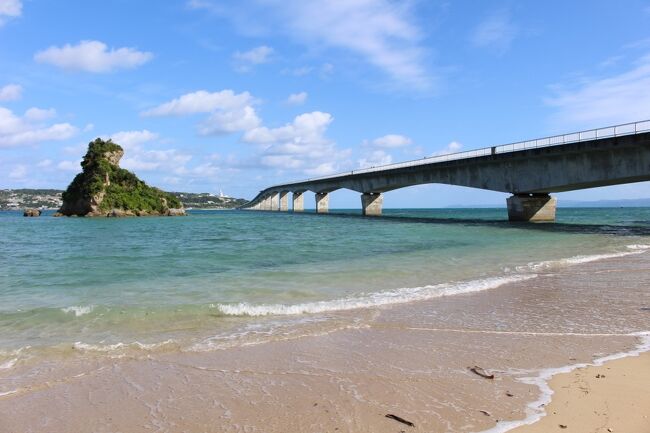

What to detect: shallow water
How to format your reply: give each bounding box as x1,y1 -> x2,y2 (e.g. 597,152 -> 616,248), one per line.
1,208 -> 650,432
0,207 -> 649,360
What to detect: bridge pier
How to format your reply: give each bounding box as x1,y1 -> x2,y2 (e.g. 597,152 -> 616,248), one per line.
315,192 -> 329,213
269,192 -> 279,211
263,195 -> 272,211
361,193 -> 383,216
293,192 -> 304,212
507,193 -> 557,222
279,191 -> 289,211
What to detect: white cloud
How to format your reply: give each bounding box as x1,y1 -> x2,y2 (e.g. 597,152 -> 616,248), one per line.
0,107 -> 77,147
0,84 -> 22,101
199,106 -> 261,135
143,90 -> 254,116
106,129 -> 193,174
371,134 -> 412,148
233,45 -> 273,69
191,0 -> 432,91
546,53 -> 650,127
37,159 -> 52,168
108,129 -> 158,149
471,9 -> 517,53
24,107 -> 56,121
286,91 -> 308,106
34,40 -> 153,73
0,0 -> 21,26
282,1 -> 430,89
243,111 -> 349,175
358,149 -> 392,168
432,141 -> 462,156
143,89 -> 261,135
122,149 -> 192,172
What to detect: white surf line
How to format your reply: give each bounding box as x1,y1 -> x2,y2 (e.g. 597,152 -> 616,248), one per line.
475,331 -> 650,433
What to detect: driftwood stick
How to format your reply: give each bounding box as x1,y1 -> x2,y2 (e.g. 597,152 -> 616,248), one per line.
385,414 -> 415,427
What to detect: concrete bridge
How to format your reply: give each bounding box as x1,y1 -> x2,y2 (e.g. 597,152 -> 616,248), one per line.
241,120 -> 650,221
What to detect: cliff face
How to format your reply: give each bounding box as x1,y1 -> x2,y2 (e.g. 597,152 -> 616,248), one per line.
58,138 -> 185,217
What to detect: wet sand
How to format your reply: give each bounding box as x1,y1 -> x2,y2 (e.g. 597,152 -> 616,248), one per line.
1,252 -> 649,432
512,352 -> 650,433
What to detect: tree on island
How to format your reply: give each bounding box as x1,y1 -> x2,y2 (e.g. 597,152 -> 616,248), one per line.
56,138 -> 185,217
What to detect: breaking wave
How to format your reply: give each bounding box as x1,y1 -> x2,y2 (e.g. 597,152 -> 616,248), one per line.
214,274 -> 538,317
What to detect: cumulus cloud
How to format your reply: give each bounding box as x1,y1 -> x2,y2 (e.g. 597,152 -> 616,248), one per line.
0,83 -> 22,101
471,9 -> 518,53
34,40 -> 153,73
243,111 -> 349,175
432,141 -> 462,156
189,0 -> 432,91
108,129 -> 158,149
199,106 -> 260,135
121,149 -> 192,172
24,107 -> 56,121
286,91 -> 308,106
0,0 -> 21,26
545,53 -> 650,128
371,134 -> 412,148
0,107 -> 77,147
358,149 -> 392,168
106,129 -> 193,174
143,89 -> 260,135
233,45 -> 273,71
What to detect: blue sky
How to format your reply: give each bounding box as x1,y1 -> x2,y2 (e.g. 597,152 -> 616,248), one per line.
1,0 -> 650,208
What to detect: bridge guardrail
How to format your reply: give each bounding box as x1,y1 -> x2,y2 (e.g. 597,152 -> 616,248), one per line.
265,119 -> 650,190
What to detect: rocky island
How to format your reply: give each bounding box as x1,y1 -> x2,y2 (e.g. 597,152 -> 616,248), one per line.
56,138 -> 185,217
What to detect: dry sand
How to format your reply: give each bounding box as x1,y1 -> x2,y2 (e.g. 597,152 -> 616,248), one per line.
512,352 -> 650,433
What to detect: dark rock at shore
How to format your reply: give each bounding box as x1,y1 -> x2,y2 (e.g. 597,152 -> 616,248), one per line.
57,138 -> 186,217
23,208 -> 41,217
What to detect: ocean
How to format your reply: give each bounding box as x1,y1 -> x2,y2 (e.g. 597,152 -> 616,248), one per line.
1,207 -> 649,367
2,207 -> 650,432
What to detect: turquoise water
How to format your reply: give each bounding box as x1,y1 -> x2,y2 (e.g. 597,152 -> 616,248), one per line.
1,208 -> 649,357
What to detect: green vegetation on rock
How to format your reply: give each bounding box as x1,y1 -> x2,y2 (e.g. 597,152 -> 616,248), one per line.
58,138 -> 184,216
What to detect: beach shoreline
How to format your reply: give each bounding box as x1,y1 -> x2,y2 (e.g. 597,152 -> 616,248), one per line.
1,250 -> 649,432
511,351 -> 650,433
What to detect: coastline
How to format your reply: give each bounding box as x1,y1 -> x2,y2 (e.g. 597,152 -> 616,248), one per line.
510,351 -> 650,433
1,249 -> 649,432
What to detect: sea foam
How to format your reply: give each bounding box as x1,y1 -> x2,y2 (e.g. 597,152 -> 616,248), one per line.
477,331 -> 650,433
61,305 -> 95,317
214,274 -> 538,317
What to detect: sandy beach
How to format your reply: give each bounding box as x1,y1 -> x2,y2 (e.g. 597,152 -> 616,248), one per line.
1,250 -> 649,432
513,352 -> 650,433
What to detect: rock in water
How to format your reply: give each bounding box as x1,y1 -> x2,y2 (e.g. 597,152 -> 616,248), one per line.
58,138 -> 186,217
23,208 -> 42,217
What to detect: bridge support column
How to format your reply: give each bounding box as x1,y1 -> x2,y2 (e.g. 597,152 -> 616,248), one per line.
279,191 -> 289,211
263,196 -> 272,211
507,193 -> 556,222
292,192 -> 304,212
361,193 -> 383,216
270,192 -> 279,211
315,192 -> 329,213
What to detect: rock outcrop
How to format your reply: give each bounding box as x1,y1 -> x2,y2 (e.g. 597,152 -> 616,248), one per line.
23,208 -> 41,217
58,138 -> 186,217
